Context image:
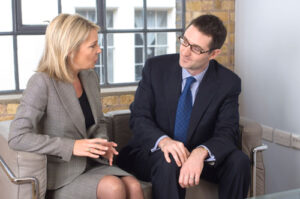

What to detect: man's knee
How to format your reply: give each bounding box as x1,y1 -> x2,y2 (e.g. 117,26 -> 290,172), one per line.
151,151 -> 180,176
226,150 -> 250,175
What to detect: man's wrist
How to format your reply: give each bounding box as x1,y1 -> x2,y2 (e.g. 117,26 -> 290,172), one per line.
158,136 -> 171,149
192,147 -> 209,160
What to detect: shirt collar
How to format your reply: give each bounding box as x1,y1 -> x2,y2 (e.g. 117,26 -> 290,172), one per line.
182,65 -> 209,82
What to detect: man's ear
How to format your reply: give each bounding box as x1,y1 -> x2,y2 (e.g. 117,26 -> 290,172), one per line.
209,49 -> 221,60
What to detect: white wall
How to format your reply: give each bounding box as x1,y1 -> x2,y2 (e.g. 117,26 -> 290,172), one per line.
235,0 -> 300,194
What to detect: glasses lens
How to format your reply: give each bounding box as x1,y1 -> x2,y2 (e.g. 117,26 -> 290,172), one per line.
191,46 -> 202,54
179,36 -> 188,46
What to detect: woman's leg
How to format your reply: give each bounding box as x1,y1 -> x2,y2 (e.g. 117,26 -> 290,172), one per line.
121,176 -> 144,199
97,175 -> 126,199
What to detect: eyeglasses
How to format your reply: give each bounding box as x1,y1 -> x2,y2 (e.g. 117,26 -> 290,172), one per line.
178,36 -> 212,55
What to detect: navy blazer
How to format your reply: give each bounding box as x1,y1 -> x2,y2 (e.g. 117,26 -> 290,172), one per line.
129,54 -> 241,167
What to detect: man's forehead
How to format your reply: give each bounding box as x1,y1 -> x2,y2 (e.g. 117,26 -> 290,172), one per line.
184,25 -> 212,47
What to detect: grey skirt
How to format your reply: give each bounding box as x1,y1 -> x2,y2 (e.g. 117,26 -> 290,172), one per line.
46,159 -> 131,199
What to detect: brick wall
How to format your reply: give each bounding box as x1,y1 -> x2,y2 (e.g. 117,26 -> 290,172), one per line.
0,0 -> 235,121
186,0 -> 235,70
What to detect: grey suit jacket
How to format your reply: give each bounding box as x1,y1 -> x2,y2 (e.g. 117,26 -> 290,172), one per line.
8,69 -> 110,190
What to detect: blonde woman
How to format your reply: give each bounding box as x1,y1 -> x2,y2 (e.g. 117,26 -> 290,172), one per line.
8,14 -> 144,199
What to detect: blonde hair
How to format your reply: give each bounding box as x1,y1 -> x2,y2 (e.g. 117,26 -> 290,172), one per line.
37,13 -> 100,82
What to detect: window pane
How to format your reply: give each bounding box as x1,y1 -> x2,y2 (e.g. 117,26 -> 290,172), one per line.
107,33 -> 142,83
62,0 -> 97,23
147,0 -> 182,29
18,35 -> 45,89
21,0 -> 57,25
0,36 -> 15,90
147,32 -> 178,59
0,0 -> 13,31
134,33 -> 144,81
106,1 -> 143,29
134,10 -> 143,28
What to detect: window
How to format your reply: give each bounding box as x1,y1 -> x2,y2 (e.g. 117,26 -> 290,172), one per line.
0,0 -> 185,94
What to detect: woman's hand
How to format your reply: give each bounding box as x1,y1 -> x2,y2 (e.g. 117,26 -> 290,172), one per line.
73,138 -> 112,159
101,141 -> 119,166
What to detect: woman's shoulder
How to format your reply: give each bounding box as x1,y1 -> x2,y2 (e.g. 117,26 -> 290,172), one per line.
25,72 -> 52,93
29,72 -> 51,83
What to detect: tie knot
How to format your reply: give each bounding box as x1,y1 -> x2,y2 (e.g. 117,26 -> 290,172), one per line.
185,76 -> 196,88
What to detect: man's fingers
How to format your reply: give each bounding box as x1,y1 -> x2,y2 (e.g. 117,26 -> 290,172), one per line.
188,175 -> 195,187
183,174 -> 189,188
163,151 -> 171,163
173,145 -> 187,164
169,150 -> 182,167
195,174 -> 200,185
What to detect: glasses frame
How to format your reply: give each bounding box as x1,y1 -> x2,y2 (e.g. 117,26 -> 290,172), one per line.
178,36 -> 212,55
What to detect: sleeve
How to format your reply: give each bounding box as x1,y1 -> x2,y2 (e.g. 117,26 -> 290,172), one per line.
201,77 -> 241,167
8,73 -> 75,162
129,59 -> 167,151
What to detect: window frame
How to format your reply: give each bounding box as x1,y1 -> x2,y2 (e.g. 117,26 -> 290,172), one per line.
0,0 -> 186,94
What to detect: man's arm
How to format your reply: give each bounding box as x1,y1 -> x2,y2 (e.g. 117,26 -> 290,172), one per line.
129,58 -> 169,151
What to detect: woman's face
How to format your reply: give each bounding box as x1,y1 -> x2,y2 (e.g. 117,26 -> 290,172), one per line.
70,29 -> 101,73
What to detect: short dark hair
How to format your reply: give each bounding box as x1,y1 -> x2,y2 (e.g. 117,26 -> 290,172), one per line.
186,14 -> 227,50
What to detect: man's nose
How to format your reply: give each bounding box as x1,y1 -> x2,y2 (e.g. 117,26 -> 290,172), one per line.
181,45 -> 191,56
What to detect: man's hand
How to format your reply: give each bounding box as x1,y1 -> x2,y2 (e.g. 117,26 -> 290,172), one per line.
178,147 -> 208,188
158,137 -> 190,167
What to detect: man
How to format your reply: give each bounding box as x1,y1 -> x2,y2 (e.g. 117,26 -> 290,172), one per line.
116,14 -> 250,199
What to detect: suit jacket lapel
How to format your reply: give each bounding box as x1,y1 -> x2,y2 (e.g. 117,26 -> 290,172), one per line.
166,62 -> 182,135
52,77 -> 86,138
186,63 -> 220,144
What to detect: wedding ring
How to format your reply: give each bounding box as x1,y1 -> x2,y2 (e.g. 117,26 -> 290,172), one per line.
87,148 -> 91,152
190,176 -> 194,180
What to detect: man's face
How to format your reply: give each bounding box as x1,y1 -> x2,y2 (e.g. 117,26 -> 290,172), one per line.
179,25 -> 219,75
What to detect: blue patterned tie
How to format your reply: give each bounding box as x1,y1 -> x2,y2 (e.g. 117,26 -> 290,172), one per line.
174,76 -> 196,144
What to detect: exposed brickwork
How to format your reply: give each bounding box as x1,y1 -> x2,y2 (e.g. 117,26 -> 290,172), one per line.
7,104 -> 19,114
0,104 -> 6,115
186,0 -> 235,70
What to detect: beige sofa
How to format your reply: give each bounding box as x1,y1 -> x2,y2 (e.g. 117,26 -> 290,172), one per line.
0,110 -> 266,199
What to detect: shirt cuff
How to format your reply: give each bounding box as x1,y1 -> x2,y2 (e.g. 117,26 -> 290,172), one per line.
198,145 -> 216,164
151,135 -> 169,152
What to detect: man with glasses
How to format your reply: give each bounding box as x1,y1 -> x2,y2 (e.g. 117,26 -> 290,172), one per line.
117,14 -> 250,199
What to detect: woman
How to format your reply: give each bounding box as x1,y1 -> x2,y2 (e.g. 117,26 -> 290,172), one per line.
8,14 -> 144,199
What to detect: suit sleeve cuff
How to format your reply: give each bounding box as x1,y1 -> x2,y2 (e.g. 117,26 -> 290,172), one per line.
151,135 -> 169,152
198,145 -> 216,165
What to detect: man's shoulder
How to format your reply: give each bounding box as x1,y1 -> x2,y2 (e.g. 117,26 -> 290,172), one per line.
210,59 -> 241,83
147,53 -> 179,65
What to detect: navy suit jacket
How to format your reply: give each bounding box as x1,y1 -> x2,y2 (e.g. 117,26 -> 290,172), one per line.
129,54 -> 241,167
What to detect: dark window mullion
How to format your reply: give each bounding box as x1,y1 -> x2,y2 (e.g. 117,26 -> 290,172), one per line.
58,0 -> 62,14
143,0 -> 147,60
101,0 -> 108,86
12,0 -> 20,91
182,0 -> 186,32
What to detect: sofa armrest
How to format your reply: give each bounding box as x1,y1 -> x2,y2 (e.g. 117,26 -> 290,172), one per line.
0,120 -> 47,199
104,110 -> 132,152
239,117 -> 266,196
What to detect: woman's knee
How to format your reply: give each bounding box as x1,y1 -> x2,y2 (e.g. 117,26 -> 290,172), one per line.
97,176 -> 126,199
122,176 -> 143,192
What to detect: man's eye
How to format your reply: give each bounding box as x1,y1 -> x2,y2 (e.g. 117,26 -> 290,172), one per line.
192,45 -> 202,52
